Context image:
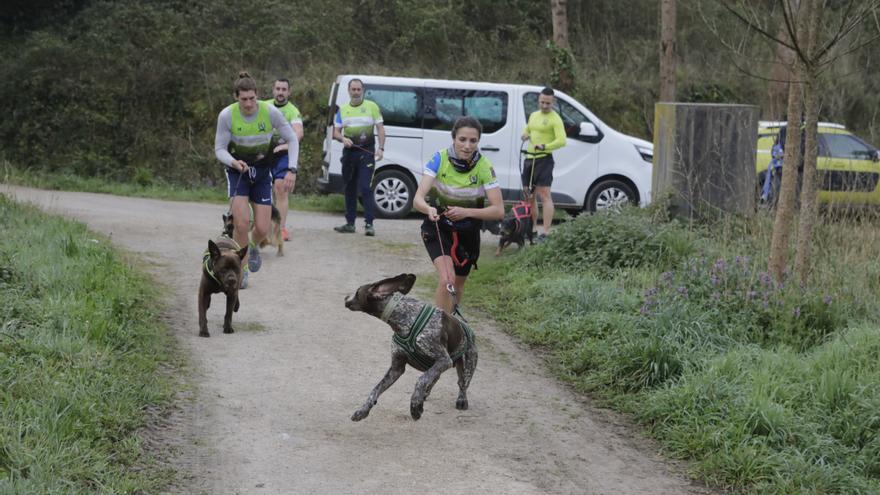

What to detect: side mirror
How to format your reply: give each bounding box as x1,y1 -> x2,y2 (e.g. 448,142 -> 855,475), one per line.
579,122 -> 599,138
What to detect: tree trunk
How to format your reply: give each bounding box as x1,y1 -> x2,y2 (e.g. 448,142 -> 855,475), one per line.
767,24 -> 795,120
768,70 -> 804,283
551,0 -> 570,49
768,0 -> 808,284
659,0 -> 677,102
794,0 -> 823,285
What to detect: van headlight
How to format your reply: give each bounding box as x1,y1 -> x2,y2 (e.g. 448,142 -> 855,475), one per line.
635,144 -> 653,163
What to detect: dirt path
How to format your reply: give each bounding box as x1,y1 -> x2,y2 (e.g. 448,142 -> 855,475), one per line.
2,185 -> 713,495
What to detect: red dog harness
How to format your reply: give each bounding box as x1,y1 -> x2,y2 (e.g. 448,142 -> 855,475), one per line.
511,201 -> 532,236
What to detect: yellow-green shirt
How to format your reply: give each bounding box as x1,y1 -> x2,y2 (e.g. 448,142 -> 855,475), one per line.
525,110 -> 566,157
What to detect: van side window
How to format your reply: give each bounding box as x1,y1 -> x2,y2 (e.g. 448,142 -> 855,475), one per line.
364,85 -> 421,129
523,92 -> 596,142
424,89 -> 507,134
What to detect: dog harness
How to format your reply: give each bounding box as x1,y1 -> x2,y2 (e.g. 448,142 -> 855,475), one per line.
382,293 -> 475,370
202,238 -> 242,285
510,201 -> 532,236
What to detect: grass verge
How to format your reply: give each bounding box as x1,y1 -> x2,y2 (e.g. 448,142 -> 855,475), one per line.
1,164 -> 346,214
0,193 -> 178,492
467,207 -> 880,493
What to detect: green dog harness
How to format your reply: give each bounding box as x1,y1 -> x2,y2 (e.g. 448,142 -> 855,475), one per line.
203,238 -> 242,285
387,297 -> 474,369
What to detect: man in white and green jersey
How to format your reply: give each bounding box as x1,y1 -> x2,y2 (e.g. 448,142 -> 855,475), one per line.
266,77 -> 303,242
214,72 -> 298,288
521,86 -> 566,241
332,78 -> 385,237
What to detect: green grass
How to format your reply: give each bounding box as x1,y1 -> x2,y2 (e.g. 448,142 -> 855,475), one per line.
467,207 -> 880,493
0,193 -> 178,493
1,163 -> 347,213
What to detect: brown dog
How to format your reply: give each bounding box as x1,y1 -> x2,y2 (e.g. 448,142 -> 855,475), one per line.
258,205 -> 284,256
345,274 -> 478,421
198,238 -> 247,337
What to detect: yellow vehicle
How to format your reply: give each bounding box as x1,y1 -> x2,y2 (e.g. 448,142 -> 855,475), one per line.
757,121 -> 880,206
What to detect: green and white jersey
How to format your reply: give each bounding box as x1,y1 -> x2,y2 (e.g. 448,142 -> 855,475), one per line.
227,100 -> 275,162
265,99 -> 302,144
334,100 -> 383,147
214,101 -> 299,169
423,149 -> 499,209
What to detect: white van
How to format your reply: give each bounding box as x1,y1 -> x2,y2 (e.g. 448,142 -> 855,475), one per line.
318,75 -> 653,218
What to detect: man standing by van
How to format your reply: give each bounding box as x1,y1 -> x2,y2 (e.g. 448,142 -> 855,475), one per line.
521,86 -> 566,242
333,78 -> 385,237
267,77 -> 303,242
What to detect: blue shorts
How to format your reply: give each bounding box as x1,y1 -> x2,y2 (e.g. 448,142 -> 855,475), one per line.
272,154 -> 291,181
226,166 -> 273,205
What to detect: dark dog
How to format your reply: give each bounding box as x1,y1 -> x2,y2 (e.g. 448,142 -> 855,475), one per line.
222,207 -> 283,257
345,274 -> 478,421
495,201 -> 534,255
258,205 -> 284,256
482,219 -> 502,236
198,237 -> 247,337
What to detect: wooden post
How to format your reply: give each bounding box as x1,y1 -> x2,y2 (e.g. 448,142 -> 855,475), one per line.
653,103 -> 759,219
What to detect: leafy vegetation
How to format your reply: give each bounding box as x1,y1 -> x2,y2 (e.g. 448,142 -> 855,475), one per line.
2,0 -> 877,194
0,194 -> 177,492
468,208 -> 880,493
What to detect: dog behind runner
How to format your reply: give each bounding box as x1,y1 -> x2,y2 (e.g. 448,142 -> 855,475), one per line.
345,273 -> 478,421
495,200 -> 534,255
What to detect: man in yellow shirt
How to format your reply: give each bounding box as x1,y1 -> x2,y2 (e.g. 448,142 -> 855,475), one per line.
521,87 -> 566,241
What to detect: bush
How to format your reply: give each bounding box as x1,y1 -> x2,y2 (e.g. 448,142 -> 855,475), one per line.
640,255 -> 847,351
524,207 -> 698,276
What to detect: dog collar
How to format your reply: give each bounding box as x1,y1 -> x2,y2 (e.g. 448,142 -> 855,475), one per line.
380,292 -> 404,323
203,239 -> 243,285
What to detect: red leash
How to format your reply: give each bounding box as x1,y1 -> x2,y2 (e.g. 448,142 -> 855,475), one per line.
434,216 -> 459,309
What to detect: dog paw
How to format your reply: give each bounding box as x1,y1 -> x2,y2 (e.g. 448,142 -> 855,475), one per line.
456,398 -> 469,410
198,331 -> 210,338
223,327 -> 235,334
351,409 -> 370,422
410,402 -> 423,421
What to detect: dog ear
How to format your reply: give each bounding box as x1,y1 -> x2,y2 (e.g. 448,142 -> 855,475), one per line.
237,245 -> 248,260
370,274 -> 417,298
398,274 -> 416,294
208,239 -> 221,259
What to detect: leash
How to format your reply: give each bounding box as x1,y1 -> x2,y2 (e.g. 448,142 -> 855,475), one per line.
518,141 -> 539,202
433,215 -> 459,311
343,141 -> 381,189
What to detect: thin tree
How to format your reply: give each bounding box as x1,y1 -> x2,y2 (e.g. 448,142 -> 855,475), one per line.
720,0 -> 880,284
660,0 -> 677,102
550,0 -> 574,92
551,0 -> 570,50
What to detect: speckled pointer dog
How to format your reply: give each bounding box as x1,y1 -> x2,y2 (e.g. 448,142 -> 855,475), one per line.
345,274 -> 478,421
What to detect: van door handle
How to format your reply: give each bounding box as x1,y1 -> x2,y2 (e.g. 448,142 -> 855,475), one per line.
481,146 -> 500,152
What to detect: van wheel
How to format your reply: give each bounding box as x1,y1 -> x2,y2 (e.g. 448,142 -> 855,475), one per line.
372,169 -> 415,219
586,180 -> 636,212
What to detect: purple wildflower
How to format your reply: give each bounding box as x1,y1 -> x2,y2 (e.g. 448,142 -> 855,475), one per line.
759,272 -> 772,287
711,275 -> 720,286
677,286 -> 689,297
823,295 -> 833,305
793,306 -> 801,318
644,287 -> 658,297
640,304 -> 651,315
714,259 -> 727,272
